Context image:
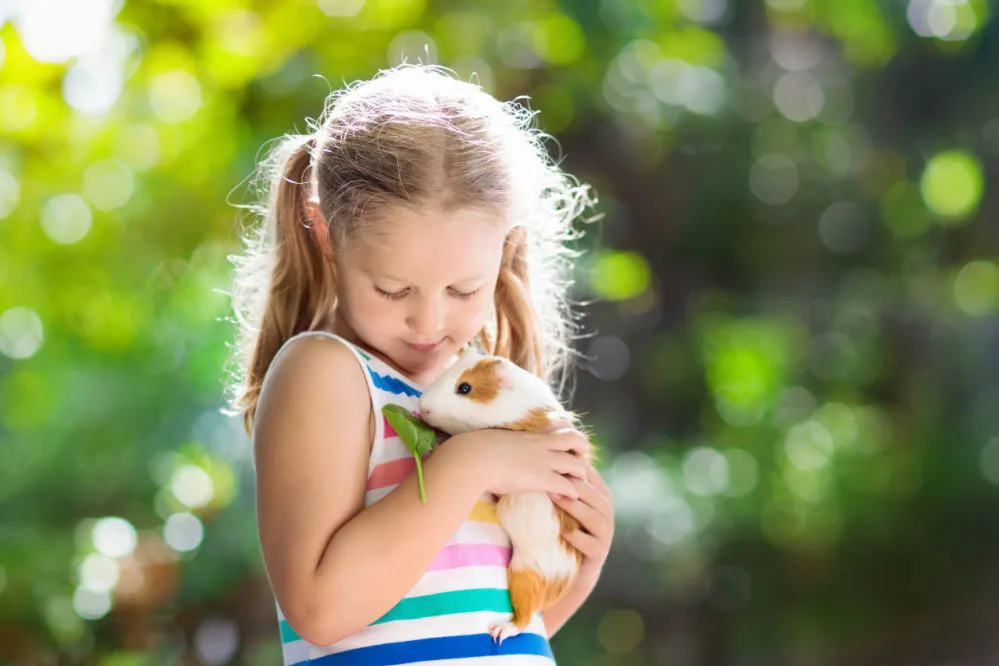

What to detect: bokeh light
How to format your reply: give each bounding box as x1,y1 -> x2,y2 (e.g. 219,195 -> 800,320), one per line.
0,307 -> 44,360
683,447 -> 730,496
91,517 -> 138,558
195,618 -> 241,665
607,451 -> 673,521
723,449 -> 759,497
586,335 -> 631,381
171,465 -> 215,509
589,250 -> 652,301
919,149 -> 984,221
952,260 -> 999,316
14,0 -> 116,64
774,71 -> 825,122
981,437 -> 999,486
82,158 -> 134,211
0,169 -> 20,219
148,70 -> 203,123
77,554 -> 120,593
164,512 -> 205,552
750,154 -> 799,205
317,0 -> 365,18
0,86 -> 38,133
72,587 -> 111,620
597,608 -> 645,654
40,194 -> 92,244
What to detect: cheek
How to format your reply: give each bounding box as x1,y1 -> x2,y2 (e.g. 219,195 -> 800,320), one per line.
457,295 -> 493,331
342,285 -> 395,329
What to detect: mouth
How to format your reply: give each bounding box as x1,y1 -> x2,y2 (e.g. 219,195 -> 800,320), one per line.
407,339 -> 444,353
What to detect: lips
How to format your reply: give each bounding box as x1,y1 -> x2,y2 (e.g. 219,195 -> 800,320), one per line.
407,340 -> 443,352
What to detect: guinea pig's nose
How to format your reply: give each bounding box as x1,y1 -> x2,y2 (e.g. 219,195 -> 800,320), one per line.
423,408 -> 432,415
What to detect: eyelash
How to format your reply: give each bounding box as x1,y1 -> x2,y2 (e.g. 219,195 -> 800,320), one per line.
376,288 -> 479,301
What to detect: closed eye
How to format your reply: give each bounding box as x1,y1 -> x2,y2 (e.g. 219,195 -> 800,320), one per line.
449,288 -> 480,301
375,287 -> 409,301
376,287 -> 480,301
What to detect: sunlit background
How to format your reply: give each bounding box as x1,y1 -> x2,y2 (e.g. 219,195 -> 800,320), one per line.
2,0 -> 998,664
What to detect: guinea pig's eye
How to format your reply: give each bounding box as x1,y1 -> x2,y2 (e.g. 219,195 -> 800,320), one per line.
456,382 -> 472,395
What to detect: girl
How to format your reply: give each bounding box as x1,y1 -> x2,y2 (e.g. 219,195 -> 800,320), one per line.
227,64 -> 614,664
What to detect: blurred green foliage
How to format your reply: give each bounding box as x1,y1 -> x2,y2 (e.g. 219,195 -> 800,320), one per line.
2,0 -> 998,664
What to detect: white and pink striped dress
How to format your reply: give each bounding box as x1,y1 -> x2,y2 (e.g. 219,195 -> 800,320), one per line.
266,331 -> 556,665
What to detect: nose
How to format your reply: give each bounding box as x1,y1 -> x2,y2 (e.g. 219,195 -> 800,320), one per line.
407,296 -> 445,340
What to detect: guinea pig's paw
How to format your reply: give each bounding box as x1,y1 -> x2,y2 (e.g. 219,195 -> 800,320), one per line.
488,622 -> 521,645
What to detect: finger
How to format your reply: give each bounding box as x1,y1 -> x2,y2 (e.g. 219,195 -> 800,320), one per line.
550,473 -> 580,501
561,527 -> 601,558
573,475 -> 613,518
550,452 -> 588,481
554,494 -> 609,540
543,417 -> 574,433
548,430 -> 591,458
585,463 -> 613,500
569,458 -> 590,482
556,475 -> 602,509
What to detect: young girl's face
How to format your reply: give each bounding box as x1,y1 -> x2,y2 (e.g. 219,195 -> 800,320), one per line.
333,204 -> 509,385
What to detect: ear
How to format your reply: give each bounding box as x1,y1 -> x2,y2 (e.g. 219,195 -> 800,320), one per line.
306,200 -> 333,262
487,359 -> 515,391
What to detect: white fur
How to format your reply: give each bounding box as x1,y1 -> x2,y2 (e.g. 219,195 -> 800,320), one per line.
497,491 -> 578,580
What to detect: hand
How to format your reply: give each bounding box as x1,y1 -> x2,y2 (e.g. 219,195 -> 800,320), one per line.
552,462 -> 615,590
456,428 -> 591,500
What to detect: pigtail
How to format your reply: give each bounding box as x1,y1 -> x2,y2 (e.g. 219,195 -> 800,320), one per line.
491,226 -> 545,379
237,135 -> 337,433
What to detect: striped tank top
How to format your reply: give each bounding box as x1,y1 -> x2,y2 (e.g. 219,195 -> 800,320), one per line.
269,331 -> 557,665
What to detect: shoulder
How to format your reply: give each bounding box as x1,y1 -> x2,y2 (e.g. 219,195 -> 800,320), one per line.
254,334 -> 372,447
266,333 -> 367,387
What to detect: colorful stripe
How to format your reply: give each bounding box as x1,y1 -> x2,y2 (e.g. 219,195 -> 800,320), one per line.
308,633 -> 554,665
280,619 -> 301,643
368,368 -> 421,397
427,544 -> 511,571
467,500 -> 500,525
374,588 -> 511,625
383,414 -> 399,439
317,611 -> 546,653
280,588 -> 514,642
367,457 -> 416,490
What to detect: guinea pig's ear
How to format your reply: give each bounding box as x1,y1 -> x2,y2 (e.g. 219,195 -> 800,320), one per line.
490,359 -> 516,391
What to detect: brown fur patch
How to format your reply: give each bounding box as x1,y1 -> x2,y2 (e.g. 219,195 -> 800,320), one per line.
505,408 -> 596,465
556,505 -> 584,567
507,567 -> 575,629
503,407 -> 558,433
456,359 -> 504,404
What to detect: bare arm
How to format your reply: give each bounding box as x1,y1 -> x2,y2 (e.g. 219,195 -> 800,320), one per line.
254,338 -> 491,646
542,578 -> 594,637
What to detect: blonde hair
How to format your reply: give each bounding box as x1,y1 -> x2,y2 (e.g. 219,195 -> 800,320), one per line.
225,64 -> 597,434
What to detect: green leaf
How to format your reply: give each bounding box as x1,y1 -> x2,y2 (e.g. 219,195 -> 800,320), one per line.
382,404 -> 437,456
382,404 -> 439,503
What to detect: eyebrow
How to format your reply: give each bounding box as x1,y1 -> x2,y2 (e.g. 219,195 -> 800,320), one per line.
368,270 -> 488,284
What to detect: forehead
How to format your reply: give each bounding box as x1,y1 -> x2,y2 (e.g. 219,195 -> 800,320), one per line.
344,205 -> 509,281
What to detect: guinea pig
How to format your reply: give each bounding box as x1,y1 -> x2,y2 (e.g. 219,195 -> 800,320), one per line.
418,348 -> 590,644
